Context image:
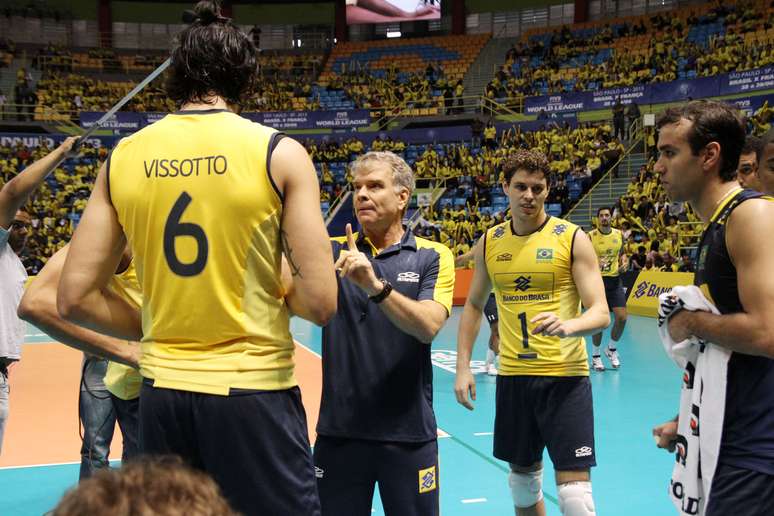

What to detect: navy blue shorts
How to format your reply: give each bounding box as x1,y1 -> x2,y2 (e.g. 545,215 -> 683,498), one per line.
314,436 -> 439,516
494,375 -> 596,470
139,382 -> 320,516
484,293 -> 498,326
705,463 -> 774,516
603,275 -> 627,310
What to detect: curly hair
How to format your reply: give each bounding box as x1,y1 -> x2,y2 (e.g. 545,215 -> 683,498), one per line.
52,456 -> 237,516
502,149 -> 552,184
165,0 -> 256,107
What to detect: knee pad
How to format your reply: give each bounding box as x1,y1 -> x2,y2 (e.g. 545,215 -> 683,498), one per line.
509,468 -> 543,508
558,481 -> 596,516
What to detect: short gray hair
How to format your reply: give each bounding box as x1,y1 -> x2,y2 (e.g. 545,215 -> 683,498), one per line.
350,151 -> 415,198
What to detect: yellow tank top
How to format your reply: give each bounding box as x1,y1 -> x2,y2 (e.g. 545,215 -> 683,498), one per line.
109,110 -> 293,394
589,227 -> 624,277
485,216 -> 588,376
104,260 -> 143,400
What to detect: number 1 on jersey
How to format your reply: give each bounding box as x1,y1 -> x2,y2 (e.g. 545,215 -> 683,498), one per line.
517,311 -> 537,360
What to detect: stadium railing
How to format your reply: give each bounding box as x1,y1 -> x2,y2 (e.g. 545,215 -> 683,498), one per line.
563,127 -> 646,224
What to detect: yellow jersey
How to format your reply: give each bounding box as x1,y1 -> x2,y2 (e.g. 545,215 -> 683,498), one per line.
589,228 -> 624,277
484,216 -> 588,376
109,110 -> 293,395
104,260 -> 143,400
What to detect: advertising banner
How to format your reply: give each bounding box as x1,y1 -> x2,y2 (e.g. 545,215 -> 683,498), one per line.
79,112 -> 144,132
626,271 -> 695,317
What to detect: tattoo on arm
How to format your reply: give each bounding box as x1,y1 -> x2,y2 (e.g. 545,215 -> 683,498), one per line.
281,230 -> 303,278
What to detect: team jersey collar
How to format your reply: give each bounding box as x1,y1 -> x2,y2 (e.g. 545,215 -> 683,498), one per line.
356,225 -> 416,256
509,215 -> 552,237
173,108 -> 230,115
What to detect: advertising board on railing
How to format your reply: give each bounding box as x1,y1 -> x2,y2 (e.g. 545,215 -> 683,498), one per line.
80,109 -> 372,132
525,65 -> 774,114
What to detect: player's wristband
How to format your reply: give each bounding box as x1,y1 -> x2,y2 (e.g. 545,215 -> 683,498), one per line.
369,278 -> 393,304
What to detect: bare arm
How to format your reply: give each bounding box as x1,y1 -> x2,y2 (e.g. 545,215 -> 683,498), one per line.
669,200 -> 774,357
534,230 -> 610,337
57,163 -> 142,340
454,236 -> 492,410
567,230 -> 611,335
18,244 -> 140,367
271,137 -> 337,326
0,137 -> 77,228
335,224 -> 449,343
454,247 -> 474,268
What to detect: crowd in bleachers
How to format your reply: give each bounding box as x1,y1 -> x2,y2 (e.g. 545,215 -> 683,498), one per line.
487,1 -> 774,102
19,33 -> 486,118
601,161 -> 699,273
0,139 -> 105,274
1,120 -> 625,274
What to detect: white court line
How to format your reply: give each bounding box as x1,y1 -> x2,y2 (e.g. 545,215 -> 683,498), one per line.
25,333 -> 48,338
461,498 -> 487,504
473,432 -> 493,436
0,460 -> 79,470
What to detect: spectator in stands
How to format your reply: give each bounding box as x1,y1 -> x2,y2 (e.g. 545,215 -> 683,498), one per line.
630,245 -> 648,270
483,119 -> 497,150
613,98 -> 625,140
756,129 -> 774,195
0,88 -> 5,119
626,102 -> 641,139
737,135 -> 763,191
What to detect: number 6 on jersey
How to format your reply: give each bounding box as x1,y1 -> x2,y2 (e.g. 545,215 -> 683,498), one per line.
164,192 -> 208,276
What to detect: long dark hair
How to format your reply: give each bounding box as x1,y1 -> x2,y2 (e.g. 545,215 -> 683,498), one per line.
165,0 -> 256,107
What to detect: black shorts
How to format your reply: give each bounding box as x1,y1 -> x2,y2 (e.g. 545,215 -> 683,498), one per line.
139,382 -> 320,516
603,275 -> 627,310
705,463 -> 774,516
494,375 -> 596,470
484,293 -> 498,326
314,436 -> 439,516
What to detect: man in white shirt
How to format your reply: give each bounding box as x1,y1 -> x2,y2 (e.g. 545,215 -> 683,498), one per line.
0,136 -> 77,455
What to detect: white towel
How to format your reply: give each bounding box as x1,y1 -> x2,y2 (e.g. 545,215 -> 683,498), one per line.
657,285 -> 730,516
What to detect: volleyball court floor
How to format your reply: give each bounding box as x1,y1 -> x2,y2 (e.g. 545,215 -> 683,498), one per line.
0,312 -> 680,515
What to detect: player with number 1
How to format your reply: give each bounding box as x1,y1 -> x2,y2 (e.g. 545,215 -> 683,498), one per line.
56,2 -> 336,515
454,150 -> 609,516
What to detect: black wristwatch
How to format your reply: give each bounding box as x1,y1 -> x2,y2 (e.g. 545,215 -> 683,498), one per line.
369,278 -> 393,304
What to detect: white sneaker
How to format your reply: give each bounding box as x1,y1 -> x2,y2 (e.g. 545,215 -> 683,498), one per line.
487,363 -> 498,376
592,356 -> 605,372
605,347 -> 621,369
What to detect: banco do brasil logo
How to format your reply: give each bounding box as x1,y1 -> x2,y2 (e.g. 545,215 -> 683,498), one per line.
513,276 -> 531,291
634,281 -> 672,299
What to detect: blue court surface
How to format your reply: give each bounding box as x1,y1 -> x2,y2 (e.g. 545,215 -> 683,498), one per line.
1,312 -> 680,515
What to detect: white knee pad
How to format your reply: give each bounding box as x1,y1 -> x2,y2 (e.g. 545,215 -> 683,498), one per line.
558,481 -> 596,516
509,468 -> 543,508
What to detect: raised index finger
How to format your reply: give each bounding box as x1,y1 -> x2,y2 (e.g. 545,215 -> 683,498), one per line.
346,223 -> 357,251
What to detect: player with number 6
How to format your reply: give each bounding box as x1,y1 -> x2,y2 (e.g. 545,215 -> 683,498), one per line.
56,2 -> 336,515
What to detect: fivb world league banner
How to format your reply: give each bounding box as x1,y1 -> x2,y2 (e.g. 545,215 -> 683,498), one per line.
80,109 -> 372,132
524,65 -> 774,114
